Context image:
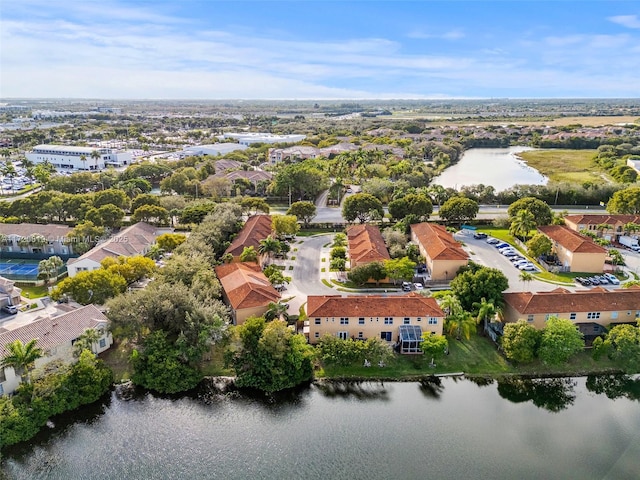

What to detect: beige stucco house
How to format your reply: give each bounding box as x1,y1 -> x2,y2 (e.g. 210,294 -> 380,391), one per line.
502,286 -> 640,330
410,223 -> 468,281
306,293 -> 444,353
538,225 -> 607,273
214,262 -> 280,325
346,224 -> 390,268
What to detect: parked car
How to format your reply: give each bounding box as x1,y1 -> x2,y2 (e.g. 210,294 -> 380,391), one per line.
596,275 -> 609,284
402,281 -> 412,292
413,283 -> 424,290
590,277 -> 600,285
603,273 -> 621,285
2,304 -> 18,315
486,237 -> 500,245
495,242 -> 510,249
473,232 -> 488,239
519,263 -> 539,272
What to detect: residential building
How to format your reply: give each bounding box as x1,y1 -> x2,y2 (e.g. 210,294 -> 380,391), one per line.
346,224 -> 390,268
0,223 -> 74,258
214,262 -> 280,325
0,304 -> 112,396
67,222 -> 169,277
306,294 -> 444,353
564,214 -> 640,242
538,225 -> 607,273
25,144 -> 133,171
268,146 -> 320,163
224,215 -> 272,264
0,276 -> 21,309
502,286 -> 640,330
410,223 -> 469,281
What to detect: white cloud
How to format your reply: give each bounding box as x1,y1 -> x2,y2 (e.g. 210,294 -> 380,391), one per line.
608,14 -> 640,29
407,29 -> 465,40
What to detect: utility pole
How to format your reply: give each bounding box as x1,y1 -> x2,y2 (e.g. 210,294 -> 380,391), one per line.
288,185 -> 292,207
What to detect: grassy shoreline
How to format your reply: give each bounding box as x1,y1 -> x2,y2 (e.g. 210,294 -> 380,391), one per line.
517,149 -> 607,184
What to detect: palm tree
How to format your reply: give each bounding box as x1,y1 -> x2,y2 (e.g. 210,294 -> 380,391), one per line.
509,209 -> 536,241
264,302 -> 289,322
258,237 -> 281,264
38,255 -> 64,287
73,328 -> 101,356
445,311 -> 476,341
1,339 -> 43,384
90,149 -> 101,171
519,271 -> 534,291
473,297 -> 497,332
239,246 -> 258,263
439,293 -> 462,317
80,154 -> 88,171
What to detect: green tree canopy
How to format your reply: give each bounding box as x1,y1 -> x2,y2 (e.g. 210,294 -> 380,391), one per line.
450,263 -> 509,312
383,257 -> 416,284
526,233 -> 553,258
228,317 -> 314,392
342,193 -> 384,224
272,214 -> 300,238
0,339 -> 43,384
287,201 -> 317,227
507,197 -> 553,226
603,323 -> 640,372
538,316 -> 584,365
501,320 -> 540,363
438,196 -> 479,226
420,333 -> 448,366
607,186 -> 640,214
51,269 -> 128,305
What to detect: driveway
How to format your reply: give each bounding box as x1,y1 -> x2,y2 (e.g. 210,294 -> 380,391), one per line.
455,232 -> 574,293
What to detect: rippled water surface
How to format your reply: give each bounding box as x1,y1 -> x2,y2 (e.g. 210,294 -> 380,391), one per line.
2,377 -> 639,480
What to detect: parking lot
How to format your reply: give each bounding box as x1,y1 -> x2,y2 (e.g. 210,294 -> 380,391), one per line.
456,231 -> 582,293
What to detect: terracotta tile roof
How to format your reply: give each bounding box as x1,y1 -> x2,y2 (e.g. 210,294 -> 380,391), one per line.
215,262 -> 280,310
410,222 -> 469,261
347,225 -> 390,266
538,225 -> 607,254
0,223 -> 72,240
503,286 -> 640,314
564,214 -> 640,226
307,293 -> 444,318
67,222 -> 163,265
224,215 -> 272,257
0,304 -> 108,356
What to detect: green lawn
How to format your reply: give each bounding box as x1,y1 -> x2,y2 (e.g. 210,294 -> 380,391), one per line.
17,284 -> 49,299
100,340 -> 134,382
319,334 -> 626,379
518,149 -> 608,183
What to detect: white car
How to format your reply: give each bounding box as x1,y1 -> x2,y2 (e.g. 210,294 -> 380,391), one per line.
603,273 -> 620,285
413,283 -> 424,290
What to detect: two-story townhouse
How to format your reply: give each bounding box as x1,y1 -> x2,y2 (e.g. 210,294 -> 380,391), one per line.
306,294 -> 444,354
537,225 -> 607,273
346,224 -> 390,269
410,223 -> 468,281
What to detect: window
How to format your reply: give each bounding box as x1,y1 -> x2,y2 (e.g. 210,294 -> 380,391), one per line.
314,332 -> 320,339
340,317 -> 349,325
527,314 -> 534,323
358,332 -> 364,339
428,318 -> 438,325
380,331 -> 392,341
315,318 -> 321,325
417,317 -> 422,322
587,312 -> 601,320
0,367 -> 5,383
404,317 -> 411,325
99,338 -> 106,348
338,331 -> 349,340
569,313 -> 577,320
384,317 -> 393,325
611,311 -> 618,319
545,314 -> 557,321
358,317 -> 365,325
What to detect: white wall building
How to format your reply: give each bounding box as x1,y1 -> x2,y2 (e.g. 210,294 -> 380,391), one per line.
218,132 -> 306,145
0,304 -> 112,396
25,144 -> 134,171
627,158 -> 640,174
180,143 -> 248,158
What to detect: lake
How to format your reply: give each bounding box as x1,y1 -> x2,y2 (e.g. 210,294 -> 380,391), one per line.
435,146 -> 547,191
2,375 -> 639,480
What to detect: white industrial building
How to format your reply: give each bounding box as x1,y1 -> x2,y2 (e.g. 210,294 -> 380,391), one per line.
25,144 -> 134,171
180,143 -> 248,158
218,132 -> 306,145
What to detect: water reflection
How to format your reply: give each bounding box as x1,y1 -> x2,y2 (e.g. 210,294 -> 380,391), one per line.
313,380 -> 389,401
418,376 -> 445,399
586,374 -> 640,401
497,377 -> 577,412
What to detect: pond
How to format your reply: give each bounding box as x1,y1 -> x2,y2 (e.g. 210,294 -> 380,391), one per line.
434,146 -> 547,191
2,375 -> 639,480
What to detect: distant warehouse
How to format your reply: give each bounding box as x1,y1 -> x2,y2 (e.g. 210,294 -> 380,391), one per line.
25,144 -> 134,171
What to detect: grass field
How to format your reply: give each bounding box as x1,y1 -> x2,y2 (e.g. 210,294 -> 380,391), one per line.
386,114 -> 639,128
517,149 -> 607,183
16,284 -> 49,299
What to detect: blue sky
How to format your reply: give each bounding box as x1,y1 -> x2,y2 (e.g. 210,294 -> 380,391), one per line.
2,0 -> 640,99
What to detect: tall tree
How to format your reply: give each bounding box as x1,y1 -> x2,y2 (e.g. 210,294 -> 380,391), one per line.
287,201 -> 317,228
507,197 -> 553,226
501,320 -> 540,363
438,196 -> 479,226
342,193 -> 384,224
509,209 -> 537,241
37,255 -> 64,287
538,316 -> 584,365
